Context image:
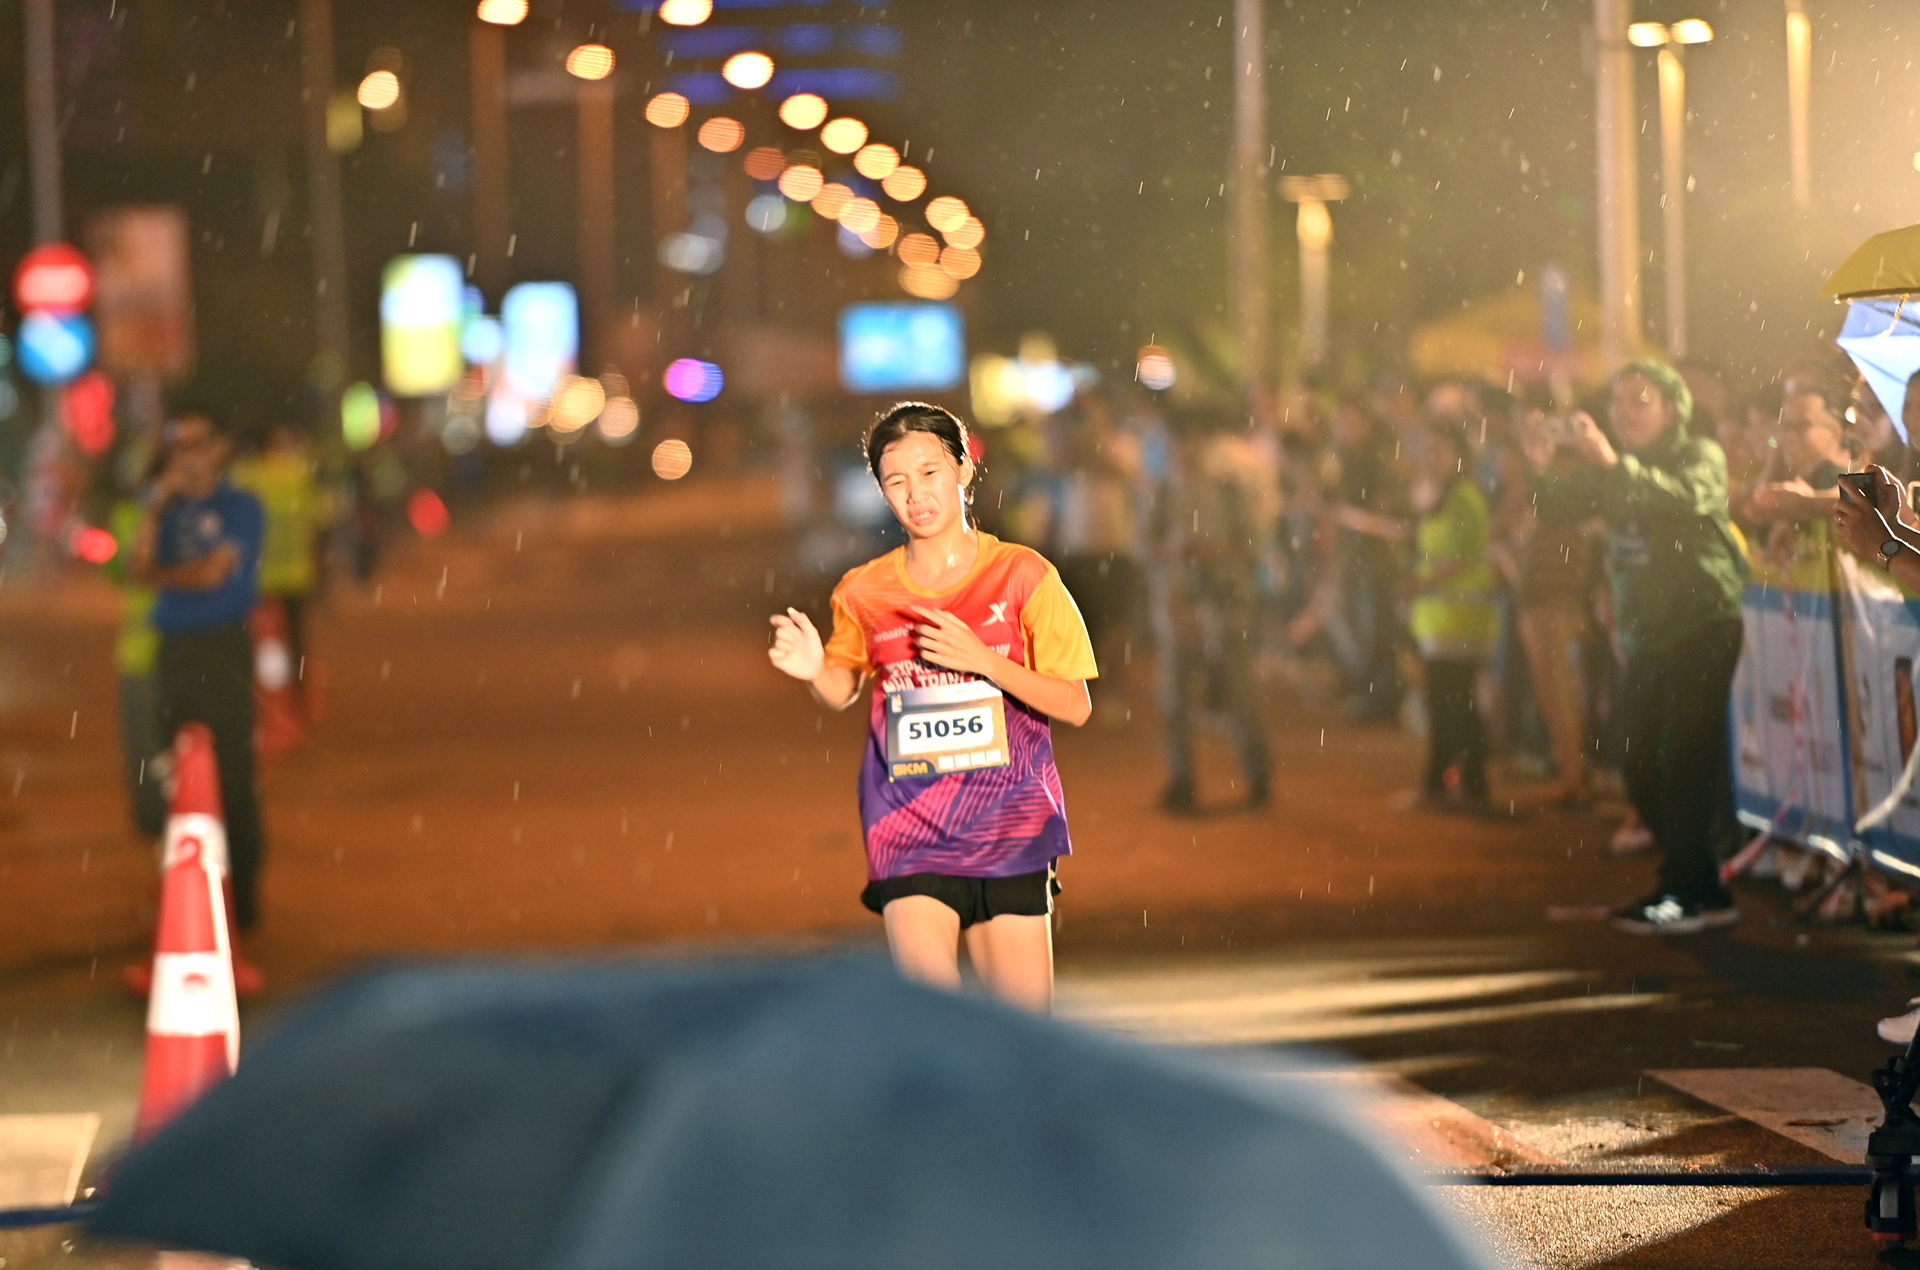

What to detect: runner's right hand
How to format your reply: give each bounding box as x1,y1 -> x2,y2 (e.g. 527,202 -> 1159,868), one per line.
768,607 -> 825,682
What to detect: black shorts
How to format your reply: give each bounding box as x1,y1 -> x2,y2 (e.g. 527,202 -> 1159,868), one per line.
860,863 -> 1059,929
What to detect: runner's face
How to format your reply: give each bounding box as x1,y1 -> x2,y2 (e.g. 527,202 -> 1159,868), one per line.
877,431 -> 971,539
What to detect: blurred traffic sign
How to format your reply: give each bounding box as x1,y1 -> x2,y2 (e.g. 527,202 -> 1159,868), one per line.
14,242 -> 94,313
16,311 -> 95,384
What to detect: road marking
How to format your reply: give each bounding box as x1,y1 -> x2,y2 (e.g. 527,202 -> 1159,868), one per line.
0,1113 -> 99,1207
1647,1068 -> 1884,1162
1287,1071 -> 1560,1169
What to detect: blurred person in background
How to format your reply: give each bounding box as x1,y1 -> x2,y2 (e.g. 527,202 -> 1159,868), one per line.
1050,389 -> 1145,724
1725,385 -> 1782,531
130,408 -> 269,988
1325,396 -> 1409,723
106,475 -> 169,837
1851,376 -> 1913,483
1537,362 -> 1745,935
1151,404 -> 1273,813
1509,401 -> 1604,808
1405,425 -> 1499,812
232,421 -> 336,718
1745,383 -> 1851,560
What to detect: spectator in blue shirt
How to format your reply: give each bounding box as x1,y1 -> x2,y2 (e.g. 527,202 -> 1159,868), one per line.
130,408 -> 269,991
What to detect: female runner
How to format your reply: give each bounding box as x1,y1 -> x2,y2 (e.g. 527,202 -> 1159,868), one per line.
768,402 -> 1097,1013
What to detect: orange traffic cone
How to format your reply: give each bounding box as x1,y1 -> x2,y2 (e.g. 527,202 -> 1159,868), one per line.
251,598 -> 307,757
123,726 -> 266,998
131,723 -> 240,1143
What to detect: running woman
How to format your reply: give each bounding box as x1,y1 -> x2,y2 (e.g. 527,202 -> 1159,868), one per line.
768,403 -> 1097,1013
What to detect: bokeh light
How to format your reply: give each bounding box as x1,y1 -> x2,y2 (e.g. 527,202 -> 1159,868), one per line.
72,526 -> 117,565
938,246 -> 981,280
550,375 -> 606,431
341,381 -> 382,450
944,216 -> 986,250
407,489 -> 450,538
897,232 -> 940,266
476,0 -> 527,24
861,213 -> 900,250
838,226 -> 875,259
652,439 -> 694,480
664,358 -> 724,403
881,164 -> 927,201
645,92 -> 690,128
743,146 -> 785,180
926,196 -> 969,233
840,197 -> 880,235
777,164 -> 823,202
722,52 -> 774,90
566,44 -> 614,80
778,93 -> 828,130
697,117 -> 745,153
853,143 -> 900,180
658,0 -> 712,25
598,396 -> 640,443
357,70 -> 401,110
899,263 -> 960,300
1136,345 -> 1177,391
813,183 -> 853,220
745,193 -> 788,233
820,118 -> 868,154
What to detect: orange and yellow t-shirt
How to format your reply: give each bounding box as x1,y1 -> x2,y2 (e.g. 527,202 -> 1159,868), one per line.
824,533 -> 1097,880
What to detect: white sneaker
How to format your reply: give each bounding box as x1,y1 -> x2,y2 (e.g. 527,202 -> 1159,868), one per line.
1879,1000 -> 1920,1046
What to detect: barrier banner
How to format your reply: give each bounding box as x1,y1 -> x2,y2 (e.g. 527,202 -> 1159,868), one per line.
1731,578 -> 1852,857
1834,551 -> 1920,878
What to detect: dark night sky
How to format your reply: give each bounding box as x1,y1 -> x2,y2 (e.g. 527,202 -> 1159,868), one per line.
2,0 -> 1918,408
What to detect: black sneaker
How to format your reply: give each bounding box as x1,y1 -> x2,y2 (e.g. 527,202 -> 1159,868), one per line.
1611,893 -> 1740,936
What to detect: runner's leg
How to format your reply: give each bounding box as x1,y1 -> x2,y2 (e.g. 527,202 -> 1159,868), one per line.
964,913 -> 1053,1014
882,896 -> 962,991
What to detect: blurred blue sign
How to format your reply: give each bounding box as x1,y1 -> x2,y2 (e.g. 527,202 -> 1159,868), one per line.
501,282 -> 578,400
16,310 -> 94,385
839,303 -> 964,394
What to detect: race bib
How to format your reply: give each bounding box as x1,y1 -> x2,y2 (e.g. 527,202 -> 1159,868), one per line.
885,681 -> 1011,781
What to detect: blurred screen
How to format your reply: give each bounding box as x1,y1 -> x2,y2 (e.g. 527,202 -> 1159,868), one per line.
380,255 -> 464,396
838,303 -> 964,394
501,282 -> 579,401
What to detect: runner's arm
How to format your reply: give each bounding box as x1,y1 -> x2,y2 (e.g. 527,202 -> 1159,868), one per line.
769,608 -> 866,710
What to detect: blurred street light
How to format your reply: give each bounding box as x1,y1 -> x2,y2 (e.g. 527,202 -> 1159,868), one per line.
658,0 -> 712,25
475,0 -> 526,24
646,92 -> 690,128
1630,19 -> 1713,357
821,118 -> 868,154
723,52 -> 775,90
926,196 -> 968,233
1279,174 -> 1348,368
881,165 -> 926,202
779,93 -> 828,130
698,117 -> 745,153
566,44 -> 614,81
854,144 -> 900,180
357,70 -> 400,110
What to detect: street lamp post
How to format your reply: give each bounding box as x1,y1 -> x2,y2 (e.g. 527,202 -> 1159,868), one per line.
1630,19 -> 1713,359
1593,0 -> 1642,374
1784,0 -> 1813,214
1279,174 -> 1348,370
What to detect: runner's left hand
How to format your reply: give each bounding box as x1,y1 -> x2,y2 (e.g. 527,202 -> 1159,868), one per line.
1837,477 -> 1897,562
910,605 -> 996,677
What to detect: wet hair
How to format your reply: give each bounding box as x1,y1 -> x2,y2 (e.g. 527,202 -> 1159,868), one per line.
864,402 -> 973,483
1615,360 -> 1693,432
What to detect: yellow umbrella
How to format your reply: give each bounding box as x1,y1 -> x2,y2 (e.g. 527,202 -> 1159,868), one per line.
1820,223 -> 1920,299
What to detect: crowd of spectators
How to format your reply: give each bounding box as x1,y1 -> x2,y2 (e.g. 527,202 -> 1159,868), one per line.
960,349 -> 1906,935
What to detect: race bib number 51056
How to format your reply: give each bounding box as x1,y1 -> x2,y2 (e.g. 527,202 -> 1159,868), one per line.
885,681 -> 1011,781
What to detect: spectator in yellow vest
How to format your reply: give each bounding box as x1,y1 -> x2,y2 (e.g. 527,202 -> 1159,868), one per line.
231,423 -> 335,711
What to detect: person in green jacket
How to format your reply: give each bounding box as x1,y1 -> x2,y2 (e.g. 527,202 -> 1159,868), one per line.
1409,425 -> 1499,810
1537,361 -> 1746,935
